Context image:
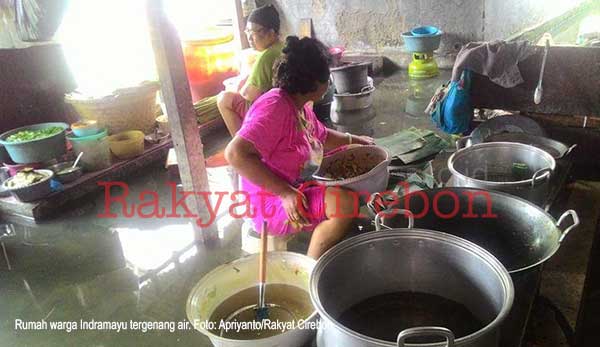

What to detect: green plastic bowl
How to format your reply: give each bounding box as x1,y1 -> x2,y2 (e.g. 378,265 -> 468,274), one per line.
0,122 -> 69,164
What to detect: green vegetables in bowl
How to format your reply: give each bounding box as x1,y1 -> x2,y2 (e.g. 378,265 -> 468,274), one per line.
6,126 -> 64,143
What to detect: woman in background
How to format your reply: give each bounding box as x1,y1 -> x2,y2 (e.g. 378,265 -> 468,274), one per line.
217,5 -> 284,136
226,36 -> 373,259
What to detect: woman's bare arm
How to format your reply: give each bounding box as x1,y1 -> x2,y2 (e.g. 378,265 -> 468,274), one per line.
225,136 -> 289,195
225,136 -> 309,225
323,128 -> 374,151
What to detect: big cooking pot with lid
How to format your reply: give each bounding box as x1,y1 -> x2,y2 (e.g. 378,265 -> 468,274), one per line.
448,141 -> 556,206
310,226 -> 514,347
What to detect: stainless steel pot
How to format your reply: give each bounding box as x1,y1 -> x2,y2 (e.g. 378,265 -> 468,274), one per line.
330,62 -> 370,94
332,83 -> 375,112
311,228 -> 514,347
368,188 -> 579,347
449,141 -> 556,206
459,134 -> 577,160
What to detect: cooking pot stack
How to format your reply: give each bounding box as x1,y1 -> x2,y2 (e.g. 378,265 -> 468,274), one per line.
328,62 -> 376,136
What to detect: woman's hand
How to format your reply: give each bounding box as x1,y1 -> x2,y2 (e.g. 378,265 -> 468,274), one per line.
351,135 -> 375,145
279,186 -> 311,228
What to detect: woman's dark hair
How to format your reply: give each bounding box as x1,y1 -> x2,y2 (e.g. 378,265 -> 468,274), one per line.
248,5 -> 280,34
273,36 -> 331,95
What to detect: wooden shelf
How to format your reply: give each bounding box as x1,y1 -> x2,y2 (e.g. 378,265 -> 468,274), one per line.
0,140 -> 172,221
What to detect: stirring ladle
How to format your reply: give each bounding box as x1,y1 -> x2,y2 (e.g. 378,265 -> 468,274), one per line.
220,221 -> 295,336
534,39 -> 549,105
72,152 -> 83,169
255,220 -> 270,320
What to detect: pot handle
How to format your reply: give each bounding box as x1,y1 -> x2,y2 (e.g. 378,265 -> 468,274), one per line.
360,84 -> 374,93
556,210 -> 580,243
367,192 -> 393,215
531,167 -> 553,187
374,209 -> 414,231
455,136 -> 471,150
397,327 -> 455,347
563,144 -> 577,158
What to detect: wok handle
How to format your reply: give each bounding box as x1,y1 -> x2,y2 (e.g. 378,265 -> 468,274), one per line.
563,144 -> 577,158
557,210 -> 580,243
374,209 -> 414,231
455,135 -> 472,150
531,167 -> 553,187
397,327 -> 455,347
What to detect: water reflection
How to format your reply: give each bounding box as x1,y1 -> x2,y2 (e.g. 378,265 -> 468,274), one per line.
405,78 -> 442,118
330,106 -> 377,137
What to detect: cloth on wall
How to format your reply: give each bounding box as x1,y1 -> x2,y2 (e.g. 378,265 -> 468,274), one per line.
451,40 -> 534,88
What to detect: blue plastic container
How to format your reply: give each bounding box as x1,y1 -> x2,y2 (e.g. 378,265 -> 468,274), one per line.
402,31 -> 442,52
411,26 -> 439,36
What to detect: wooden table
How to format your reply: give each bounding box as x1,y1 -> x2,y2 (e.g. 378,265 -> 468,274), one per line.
0,140 -> 171,221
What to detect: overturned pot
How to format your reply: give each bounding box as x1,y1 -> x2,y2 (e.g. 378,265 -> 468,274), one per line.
311,228 -> 514,347
330,62 -> 370,94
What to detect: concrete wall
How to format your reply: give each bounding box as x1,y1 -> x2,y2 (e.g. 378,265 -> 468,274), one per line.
258,0 -> 586,67
484,0 -> 586,40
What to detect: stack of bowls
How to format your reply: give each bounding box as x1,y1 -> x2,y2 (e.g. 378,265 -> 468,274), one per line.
67,120 -> 112,171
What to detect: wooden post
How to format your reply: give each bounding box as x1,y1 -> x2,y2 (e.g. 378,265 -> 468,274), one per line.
146,0 -> 218,243
232,0 -> 249,50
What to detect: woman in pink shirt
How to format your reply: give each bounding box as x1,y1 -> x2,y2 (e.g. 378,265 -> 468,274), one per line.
225,36 -> 373,259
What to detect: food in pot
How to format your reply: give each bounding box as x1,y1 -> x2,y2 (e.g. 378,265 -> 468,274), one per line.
5,168 -> 48,189
338,291 -> 485,342
208,284 -> 313,340
6,126 -> 63,143
321,152 -> 377,180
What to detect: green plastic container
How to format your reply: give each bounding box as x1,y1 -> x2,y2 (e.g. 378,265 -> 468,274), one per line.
67,129 -> 112,171
0,122 -> 69,164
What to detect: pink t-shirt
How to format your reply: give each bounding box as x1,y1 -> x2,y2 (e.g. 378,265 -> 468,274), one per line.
237,88 -> 329,232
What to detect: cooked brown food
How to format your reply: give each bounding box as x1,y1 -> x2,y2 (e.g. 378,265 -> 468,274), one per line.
322,152 -> 377,180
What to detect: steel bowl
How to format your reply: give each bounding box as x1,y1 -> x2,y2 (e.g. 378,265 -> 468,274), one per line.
47,161 -> 83,183
2,169 -> 54,202
314,145 -> 390,198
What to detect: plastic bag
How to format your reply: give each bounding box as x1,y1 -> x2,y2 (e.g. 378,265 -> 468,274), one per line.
429,70 -> 473,135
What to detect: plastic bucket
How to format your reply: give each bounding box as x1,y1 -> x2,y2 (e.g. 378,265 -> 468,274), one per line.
67,129 -> 112,171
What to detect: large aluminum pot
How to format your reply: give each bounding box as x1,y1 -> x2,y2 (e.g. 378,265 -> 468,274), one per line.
332,84 -> 375,112
367,188 -> 579,347
462,133 -> 577,160
311,228 -> 514,347
449,141 -> 556,206
186,252 -> 317,347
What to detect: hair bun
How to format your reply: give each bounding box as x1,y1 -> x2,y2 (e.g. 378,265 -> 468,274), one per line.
283,36 -> 302,54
